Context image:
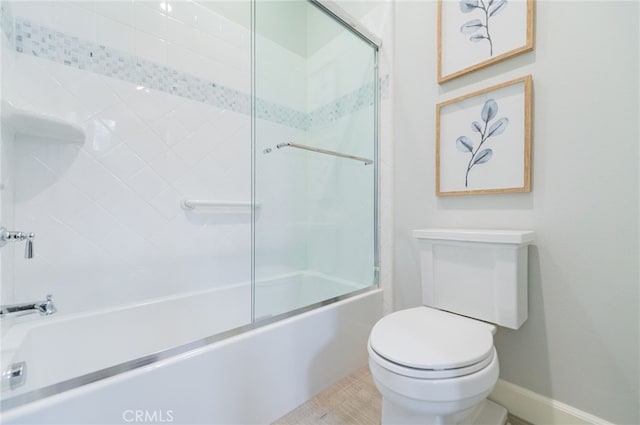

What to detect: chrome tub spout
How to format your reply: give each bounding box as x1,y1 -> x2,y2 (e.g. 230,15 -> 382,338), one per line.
0,294 -> 57,318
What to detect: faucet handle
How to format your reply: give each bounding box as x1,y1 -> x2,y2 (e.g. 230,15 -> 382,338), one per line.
25,236 -> 34,259
46,294 -> 56,315
1,227 -> 35,259
37,294 -> 56,316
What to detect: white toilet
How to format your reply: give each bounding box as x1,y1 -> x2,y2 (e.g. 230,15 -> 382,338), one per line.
369,229 -> 535,425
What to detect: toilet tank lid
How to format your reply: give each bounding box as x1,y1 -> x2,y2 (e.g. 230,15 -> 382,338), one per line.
413,228 -> 535,245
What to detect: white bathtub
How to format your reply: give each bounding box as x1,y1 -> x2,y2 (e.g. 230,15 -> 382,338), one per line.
1,273 -> 382,424
1,281 -> 251,399
255,272 -> 369,319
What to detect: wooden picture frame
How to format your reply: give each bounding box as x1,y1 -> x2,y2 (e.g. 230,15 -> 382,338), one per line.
436,76 -> 532,196
438,0 -> 534,84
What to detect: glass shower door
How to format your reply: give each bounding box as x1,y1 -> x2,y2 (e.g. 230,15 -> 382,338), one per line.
253,0 -> 378,320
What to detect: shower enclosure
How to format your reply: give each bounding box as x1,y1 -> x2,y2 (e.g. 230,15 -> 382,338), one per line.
253,0 -> 378,320
0,0 -> 379,412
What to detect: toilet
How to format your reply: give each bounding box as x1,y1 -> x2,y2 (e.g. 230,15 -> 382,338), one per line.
368,228 -> 535,425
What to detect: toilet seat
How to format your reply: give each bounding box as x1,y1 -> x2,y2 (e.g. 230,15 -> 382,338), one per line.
369,307 -> 496,379
369,344 -> 495,379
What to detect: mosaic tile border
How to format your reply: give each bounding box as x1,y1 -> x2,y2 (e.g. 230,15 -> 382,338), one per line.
0,2 -> 13,48
310,81 -> 374,128
380,74 -> 390,100
4,13 -> 387,131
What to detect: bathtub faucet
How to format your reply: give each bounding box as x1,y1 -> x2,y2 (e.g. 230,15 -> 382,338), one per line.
0,294 -> 57,318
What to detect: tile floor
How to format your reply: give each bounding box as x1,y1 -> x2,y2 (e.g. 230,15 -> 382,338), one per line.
273,366 -> 532,425
273,366 -> 381,425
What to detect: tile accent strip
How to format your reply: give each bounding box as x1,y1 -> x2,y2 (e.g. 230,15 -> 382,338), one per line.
380,74 -> 390,100
310,81 -> 375,128
5,13 -> 387,131
0,2 -> 13,48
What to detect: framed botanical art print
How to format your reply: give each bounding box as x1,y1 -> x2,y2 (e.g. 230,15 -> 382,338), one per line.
436,76 -> 532,196
438,0 -> 534,83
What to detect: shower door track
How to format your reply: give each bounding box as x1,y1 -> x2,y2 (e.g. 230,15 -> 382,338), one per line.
309,0 -> 382,49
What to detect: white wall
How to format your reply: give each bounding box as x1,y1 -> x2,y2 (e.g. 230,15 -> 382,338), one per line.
10,1 -> 251,93
1,0 -> 387,320
393,1 -> 639,424
1,0 -> 254,317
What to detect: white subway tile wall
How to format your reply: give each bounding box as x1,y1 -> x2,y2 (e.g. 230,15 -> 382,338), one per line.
2,0 -> 254,312
0,1 -> 386,316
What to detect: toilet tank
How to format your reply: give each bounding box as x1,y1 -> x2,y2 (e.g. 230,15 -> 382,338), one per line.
413,229 -> 535,329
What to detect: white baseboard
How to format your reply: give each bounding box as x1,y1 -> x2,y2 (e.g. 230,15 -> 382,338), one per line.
489,379 -> 615,425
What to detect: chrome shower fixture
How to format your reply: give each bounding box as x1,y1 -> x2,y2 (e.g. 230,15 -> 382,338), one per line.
0,294 -> 57,318
0,226 -> 35,259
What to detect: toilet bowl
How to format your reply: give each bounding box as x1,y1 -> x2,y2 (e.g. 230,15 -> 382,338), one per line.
369,229 -> 535,425
368,307 -> 503,424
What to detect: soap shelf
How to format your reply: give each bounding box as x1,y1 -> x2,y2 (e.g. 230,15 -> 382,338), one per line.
1,101 -> 85,144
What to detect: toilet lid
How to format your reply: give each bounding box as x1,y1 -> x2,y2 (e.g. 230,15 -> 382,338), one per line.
369,307 -> 495,370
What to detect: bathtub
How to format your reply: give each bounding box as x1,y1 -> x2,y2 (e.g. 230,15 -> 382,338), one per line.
0,273 -> 382,424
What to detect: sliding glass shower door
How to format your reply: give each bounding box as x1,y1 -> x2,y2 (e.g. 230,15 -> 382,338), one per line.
253,0 -> 378,320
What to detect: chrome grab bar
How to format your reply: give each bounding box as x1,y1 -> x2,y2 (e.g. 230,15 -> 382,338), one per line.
181,200 -> 259,210
274,142 -> 373,165
0,294 -> 57,318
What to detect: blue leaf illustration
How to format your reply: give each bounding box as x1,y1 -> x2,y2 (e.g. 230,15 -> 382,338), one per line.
473,149 -> 493,165
481,99 -> 498,123
490,0 -> 507,17
460,19 -> 483,35
459,99 -> 507,187
487,117 -> 509,137
470,34 -> 487,42
460,0 -> 478,13
456,136 -> 474,153
488,0 -> 495,5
